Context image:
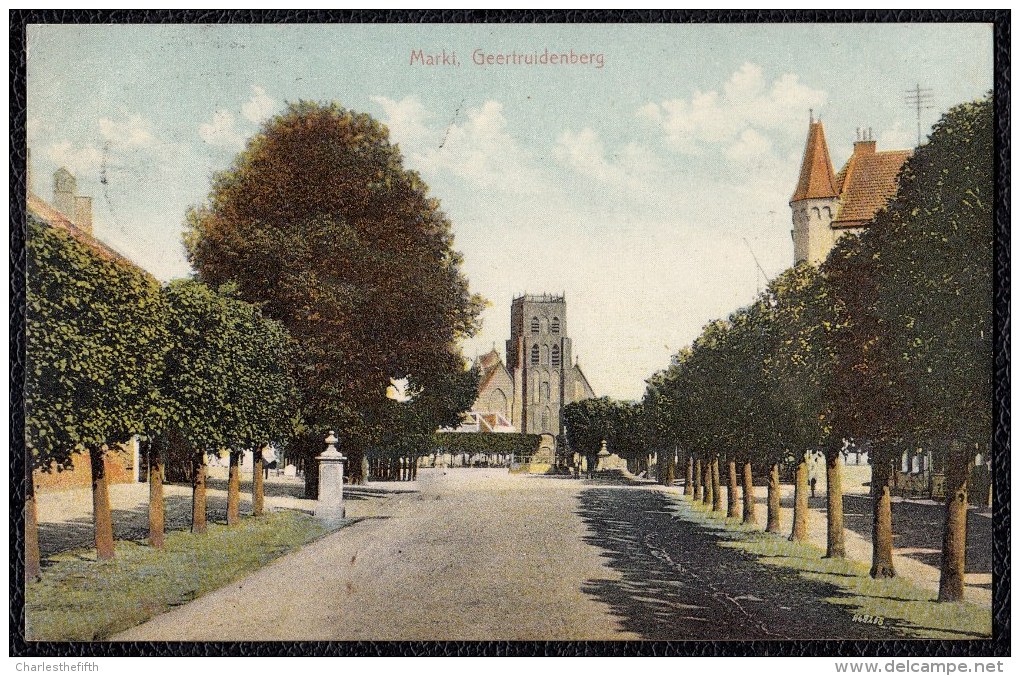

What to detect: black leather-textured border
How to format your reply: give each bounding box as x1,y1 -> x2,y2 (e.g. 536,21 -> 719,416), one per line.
8,8 -> 1010,658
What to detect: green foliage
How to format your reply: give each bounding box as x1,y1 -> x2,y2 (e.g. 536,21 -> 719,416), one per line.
25,216 -> 169,469
161,279 -> 297,452
563,397 -> 644,461
431,432 -> 542,460
642,96 -> 993,476
184,101 -> 485,450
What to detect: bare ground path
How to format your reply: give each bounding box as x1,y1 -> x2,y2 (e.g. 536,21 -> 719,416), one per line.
112,468 -> 642,641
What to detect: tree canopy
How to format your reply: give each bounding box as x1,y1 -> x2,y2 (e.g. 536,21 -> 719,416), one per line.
184,102 -> 484,454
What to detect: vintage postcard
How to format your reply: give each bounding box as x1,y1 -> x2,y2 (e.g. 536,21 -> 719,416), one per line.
16,16 -> 1004,654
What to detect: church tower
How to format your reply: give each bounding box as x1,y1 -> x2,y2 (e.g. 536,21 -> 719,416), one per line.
504,292 -> 595,461
790,115 -> 840,265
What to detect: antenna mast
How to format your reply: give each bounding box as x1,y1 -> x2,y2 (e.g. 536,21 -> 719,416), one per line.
904,84 -> 934,147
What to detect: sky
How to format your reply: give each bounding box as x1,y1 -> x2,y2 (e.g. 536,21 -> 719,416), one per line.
26,23 -> 994,400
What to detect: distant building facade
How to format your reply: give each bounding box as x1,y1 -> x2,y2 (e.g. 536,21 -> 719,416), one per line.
454,294 -> 596,460
791,118 -> 912,265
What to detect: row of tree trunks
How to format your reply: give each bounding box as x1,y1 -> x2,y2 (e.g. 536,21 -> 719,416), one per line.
368,456 -> 418,481
702,460 -> 713,507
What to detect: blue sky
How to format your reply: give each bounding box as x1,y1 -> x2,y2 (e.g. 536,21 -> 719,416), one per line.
26,23 -> 993,400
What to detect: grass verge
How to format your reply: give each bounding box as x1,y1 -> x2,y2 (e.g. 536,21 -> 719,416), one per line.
670,496 -> 991,639
26,510 -> 335,641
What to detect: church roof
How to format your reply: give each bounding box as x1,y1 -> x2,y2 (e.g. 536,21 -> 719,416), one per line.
475,349 -> 510,394
791,120 -> 839,202
831,143 -> 912,229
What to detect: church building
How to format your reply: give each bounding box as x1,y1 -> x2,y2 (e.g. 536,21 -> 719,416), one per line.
458,294 -> 596,459
791,117 -> 913,265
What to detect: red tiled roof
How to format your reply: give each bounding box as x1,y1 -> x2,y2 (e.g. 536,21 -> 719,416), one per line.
831,145 -> 912,229
791,121 -> 839,202
27,193 -> 147,274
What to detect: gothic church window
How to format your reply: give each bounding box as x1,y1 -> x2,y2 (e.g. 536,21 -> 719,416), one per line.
530,316 -> 540,333
551,317 -> 561,334
530,344 -> 540,365
541,407 -> 551,431
551,344 -> 561,367
541,381 -> 550,401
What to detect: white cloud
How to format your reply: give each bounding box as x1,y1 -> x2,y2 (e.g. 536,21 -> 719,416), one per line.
554,127 -> 660,191
198,110 -> 245,149
98,114 -> 156,148
45,140 -> 104,175
640,62 -> 826,160
376,98 -> 548,194
370,94 -> 433,150
241,85 -> 278,124
724,128 -> 772,163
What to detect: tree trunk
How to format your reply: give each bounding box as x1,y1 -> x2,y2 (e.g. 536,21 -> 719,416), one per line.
742,461 -> 757,525
870,456 -> 895,578
253,452 -> 265,517
662,452 -> 676,487
702,460 -> 713,506
711,456 -> 723,512
727,459 -> 740,518
694,458 -> 703,501
825,448 -> 846,558
191,450 -> 207,534
766,462 -> 781,533
148,440 -> 165,550
938,445 -> 972,602
347,447 -> 365,485
89,444 -> 115,560
790,454 -> 808,542
227,450 -> 241,526
25,462 -> 41,582
684,455 -> 694,496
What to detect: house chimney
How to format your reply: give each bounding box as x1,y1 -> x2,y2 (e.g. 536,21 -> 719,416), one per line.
853,127 -> 877,155
53,167 -> 76,217
73,195 -> 93,234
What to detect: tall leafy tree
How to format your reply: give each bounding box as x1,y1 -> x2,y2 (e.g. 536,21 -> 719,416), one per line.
159,280 -> 297,533
867,96 -> 994,600
26,215 -> 169,565
185,101 -> 483,486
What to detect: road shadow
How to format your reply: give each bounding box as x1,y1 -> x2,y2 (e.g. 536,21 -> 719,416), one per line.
575,483 -> 898,640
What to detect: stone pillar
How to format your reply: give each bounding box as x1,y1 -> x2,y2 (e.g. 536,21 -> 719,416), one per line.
315,431 -> 346,524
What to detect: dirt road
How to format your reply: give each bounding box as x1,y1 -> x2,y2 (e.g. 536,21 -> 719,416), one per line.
110,469 -> 904,641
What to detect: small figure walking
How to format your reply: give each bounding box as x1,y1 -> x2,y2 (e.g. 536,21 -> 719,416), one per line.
263,445 -> 278,479
810,476 -> 817,498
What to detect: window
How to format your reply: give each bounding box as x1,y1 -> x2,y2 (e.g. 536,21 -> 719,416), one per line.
530,316 -> 540,333
541,407 -> 551,431
811,207 -> 820,219
551,317 -> 560,334
551,344 -> 561,367
530,344 -> 540,365
541,381 -> 550,401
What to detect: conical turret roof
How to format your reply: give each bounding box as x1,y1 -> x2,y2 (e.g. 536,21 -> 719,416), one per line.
791,120 -> 839,202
